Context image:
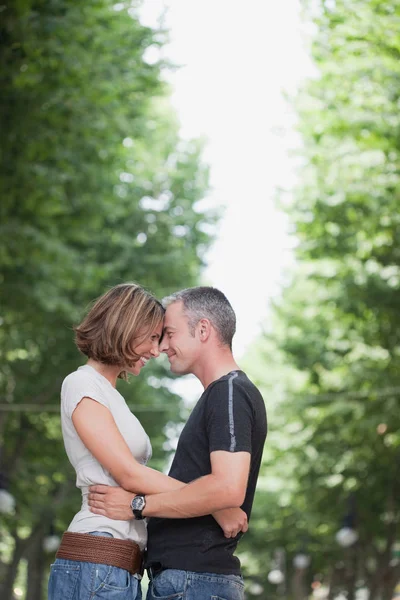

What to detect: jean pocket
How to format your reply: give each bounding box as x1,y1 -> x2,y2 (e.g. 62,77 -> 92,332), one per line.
150,571 -> 184,599
93,563 -> 131,592
150,586 -> 183,600
48,562 -> 80,600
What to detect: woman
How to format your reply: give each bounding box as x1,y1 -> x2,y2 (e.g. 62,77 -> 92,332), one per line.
48,282 -> 243,600
48,283 -> 187,600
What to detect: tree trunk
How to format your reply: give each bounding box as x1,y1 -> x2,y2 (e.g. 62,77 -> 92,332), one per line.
291,568 -> 308,600
327,563 -> 345,600
0,535 -> 26,600
346,548 -> 358,600
381,563 -> 400,600
367,582 -> 380,600
26,531 -> 46,600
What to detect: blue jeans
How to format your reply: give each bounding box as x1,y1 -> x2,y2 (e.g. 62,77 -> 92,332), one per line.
146,568 -> 244,600
48,532 -> 142,600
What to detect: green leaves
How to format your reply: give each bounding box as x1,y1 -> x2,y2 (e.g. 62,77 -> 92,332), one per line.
0,1 -> 214,595
241,0 -> 400,595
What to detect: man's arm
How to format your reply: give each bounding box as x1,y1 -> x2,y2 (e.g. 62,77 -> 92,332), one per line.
89,451 -> 250,518
142,450 -> 250,518
136,377 -> 254,519
88,484 -> 248,537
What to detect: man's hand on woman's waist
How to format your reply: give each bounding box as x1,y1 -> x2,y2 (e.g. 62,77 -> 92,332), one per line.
88,485 -> 133,521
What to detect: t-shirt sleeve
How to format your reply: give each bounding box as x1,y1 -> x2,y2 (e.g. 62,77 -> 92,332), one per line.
206,376 -> 254,454
61,371 -> 111,419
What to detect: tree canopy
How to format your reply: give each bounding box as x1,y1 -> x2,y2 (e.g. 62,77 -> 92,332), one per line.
240,1 -> 400,598
0,2 -> 215,598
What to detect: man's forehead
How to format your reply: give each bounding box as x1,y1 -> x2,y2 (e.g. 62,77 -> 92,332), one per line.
164,300 -> 185,325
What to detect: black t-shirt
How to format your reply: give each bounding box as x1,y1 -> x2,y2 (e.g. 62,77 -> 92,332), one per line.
146,370 -> 267,575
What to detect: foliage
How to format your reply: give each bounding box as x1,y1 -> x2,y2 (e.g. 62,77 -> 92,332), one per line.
0,1 -> 214,598
241,1 -> 400,598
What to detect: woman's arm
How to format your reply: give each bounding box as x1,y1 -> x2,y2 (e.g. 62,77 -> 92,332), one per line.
72,397 -> 184,494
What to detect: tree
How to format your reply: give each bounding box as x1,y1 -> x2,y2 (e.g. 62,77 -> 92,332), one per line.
240,1 -> 400,598
0,1 -> 215,598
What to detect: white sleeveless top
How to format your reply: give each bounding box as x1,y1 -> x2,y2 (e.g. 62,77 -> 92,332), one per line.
61,364 -> 152,549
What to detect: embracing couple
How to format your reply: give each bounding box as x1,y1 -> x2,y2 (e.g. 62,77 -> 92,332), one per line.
48,283 -> 267,600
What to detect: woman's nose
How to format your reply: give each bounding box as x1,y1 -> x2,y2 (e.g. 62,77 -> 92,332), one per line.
151,343 -> 160,357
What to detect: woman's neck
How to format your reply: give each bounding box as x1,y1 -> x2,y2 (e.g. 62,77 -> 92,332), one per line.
86,359 -> 120,387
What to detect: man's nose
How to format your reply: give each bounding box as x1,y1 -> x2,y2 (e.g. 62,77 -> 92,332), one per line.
159,337 -> 169,353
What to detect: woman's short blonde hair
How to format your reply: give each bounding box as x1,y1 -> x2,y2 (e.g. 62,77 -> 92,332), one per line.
74,283 -> 164,378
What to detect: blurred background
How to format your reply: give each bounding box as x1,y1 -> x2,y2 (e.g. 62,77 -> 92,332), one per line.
1,0 -> 399,599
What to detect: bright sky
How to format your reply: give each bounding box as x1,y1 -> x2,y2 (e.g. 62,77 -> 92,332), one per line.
137,0 -> 314,400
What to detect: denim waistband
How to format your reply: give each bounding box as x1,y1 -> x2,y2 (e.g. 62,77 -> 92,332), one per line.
88,531 -> 113,538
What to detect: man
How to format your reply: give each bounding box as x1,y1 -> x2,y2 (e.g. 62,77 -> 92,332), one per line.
88,287 -> 267,600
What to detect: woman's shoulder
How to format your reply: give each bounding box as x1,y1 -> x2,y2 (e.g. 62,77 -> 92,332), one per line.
61,366 -> 113,413
61,366 -> 99,394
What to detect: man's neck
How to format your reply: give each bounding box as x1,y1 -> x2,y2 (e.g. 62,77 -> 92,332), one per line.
195,350 -> 241,389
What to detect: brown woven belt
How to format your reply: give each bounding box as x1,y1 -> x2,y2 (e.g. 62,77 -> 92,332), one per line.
56,531 -> 144,576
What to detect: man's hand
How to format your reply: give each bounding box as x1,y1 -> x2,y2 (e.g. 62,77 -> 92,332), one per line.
212,507 -> 248,538
88,485 -> 134,521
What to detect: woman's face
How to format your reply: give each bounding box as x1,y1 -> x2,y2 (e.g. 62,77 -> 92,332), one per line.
126,319 -> 163,376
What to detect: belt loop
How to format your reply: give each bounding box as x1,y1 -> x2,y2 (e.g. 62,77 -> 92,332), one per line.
138,556 -> 144,578
148,564 -> 164,580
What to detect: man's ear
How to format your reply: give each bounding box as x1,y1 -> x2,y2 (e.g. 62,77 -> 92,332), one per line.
198,318 -> 212,342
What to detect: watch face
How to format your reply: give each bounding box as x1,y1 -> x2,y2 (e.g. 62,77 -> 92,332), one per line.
133,495 -> 145,511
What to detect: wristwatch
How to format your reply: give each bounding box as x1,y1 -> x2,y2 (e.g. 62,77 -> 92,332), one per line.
131,494 -> 146,520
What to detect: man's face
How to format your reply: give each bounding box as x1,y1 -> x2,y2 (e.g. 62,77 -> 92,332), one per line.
159,301 -> 200,375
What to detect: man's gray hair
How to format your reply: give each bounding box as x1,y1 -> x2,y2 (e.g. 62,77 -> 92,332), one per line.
162,286 -> 236,348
